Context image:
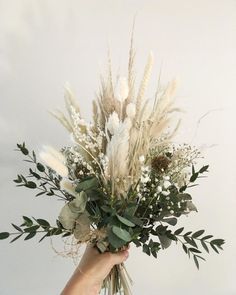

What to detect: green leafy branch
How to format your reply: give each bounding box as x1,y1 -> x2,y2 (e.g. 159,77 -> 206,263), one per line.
0,216 -> 71,243
14,143 -> 71,201
179,164 -> 209,192
173,227 -> 225,269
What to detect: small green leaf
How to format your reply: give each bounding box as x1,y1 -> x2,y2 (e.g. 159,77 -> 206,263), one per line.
158,234 -> 172,249
38,232 -> 51,242
25,181 -> 37,189
62,232 -> 72,238
108,230 -> 127,248
49,228 -> 62,235
202,235 -> 213,240
162,217 -> 177,226
210,243 -> 219,253
24,231 -> 37,240
116,215 -> 135,227
179,185 -> 187,192
201,240 -> 209,253
174,227 -> 184,235
143,244 -> 151,256
184,236 -> 198,248
182,243 -> 188,254
21,147 -> 29,155
190,173 -> 199,182
123,214 -> 143,227
112,226 -> 132,242
10,234 -> 23,243
32,151 -> 36,162
11,223 -> 23,232
36,219 -> 50,228
192,165 -> 195,175
199,165 -> 209,173
151,250 -> 157,258
75,177 -> 99,193
13,175 -> 22,183
24,225 -> 40,232
37,163 -> 45,172
210,239 -> 225,246
31,171 -> 41,179
35,191 -> 45,197
188,248 -> 202,254
184,231 -> 192,236
193,255 -> 199,269
22,216 -> 33,227
0,232 -> 10,239
192,230 -> 205,238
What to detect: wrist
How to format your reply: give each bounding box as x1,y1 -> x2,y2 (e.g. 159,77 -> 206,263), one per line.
61,269 -> 101,295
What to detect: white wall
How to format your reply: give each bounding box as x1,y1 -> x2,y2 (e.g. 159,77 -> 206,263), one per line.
0,1 -> 235,294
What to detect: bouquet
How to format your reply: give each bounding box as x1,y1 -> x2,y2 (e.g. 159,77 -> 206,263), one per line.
0,36 -> 225,295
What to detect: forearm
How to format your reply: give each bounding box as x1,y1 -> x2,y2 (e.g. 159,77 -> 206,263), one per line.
60,269 -> 101,295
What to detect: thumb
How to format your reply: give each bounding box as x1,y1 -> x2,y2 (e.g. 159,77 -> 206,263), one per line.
112,249 -> 129,265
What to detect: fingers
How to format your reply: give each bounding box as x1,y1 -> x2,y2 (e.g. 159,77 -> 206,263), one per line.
111,249 -> 129,265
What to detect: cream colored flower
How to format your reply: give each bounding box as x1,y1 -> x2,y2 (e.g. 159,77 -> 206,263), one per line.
106,111 -> 120,135
115,76 -> 129,102
39,145 -> 68,177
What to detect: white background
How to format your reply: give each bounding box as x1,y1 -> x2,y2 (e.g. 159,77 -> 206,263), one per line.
0,1 -> 235,294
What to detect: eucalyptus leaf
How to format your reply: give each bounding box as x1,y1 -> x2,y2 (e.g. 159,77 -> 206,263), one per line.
116,215 -> 135,227
58,191 -> 88,230
75,177 -> 99,193
112,226 -> 132,242
174,227 -> 184,235
22,216 -> 33,227
108,230 -> 127,248
192,230 -> 205,238
0,232 -> 9,239
10,234 -> 22,243
158,234 -> 172,249
24,231 -> 37,240
162,217 -> 177,226
74,212 -> 91,242
186,201 -> 198,212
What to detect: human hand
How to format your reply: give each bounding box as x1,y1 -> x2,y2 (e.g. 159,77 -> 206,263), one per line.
61,243 -> 130,295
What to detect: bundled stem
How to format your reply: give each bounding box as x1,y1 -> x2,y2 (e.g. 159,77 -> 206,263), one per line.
102,263 -> 132,295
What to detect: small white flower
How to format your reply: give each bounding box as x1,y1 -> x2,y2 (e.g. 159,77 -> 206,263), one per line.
157,186 -> 162,193
162,190 -> 170,196
74,157 -> 79,163
163,180 -> 171,189
163,176 -> 170,181
139,155 -> 145,163
170,210 -> 174,214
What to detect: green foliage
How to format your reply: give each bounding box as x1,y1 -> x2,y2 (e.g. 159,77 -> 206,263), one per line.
173,228 -> 225,269
1,142 -> 224,273
112,226 -> 132,242
0,232 -> 10,239
116,215 -> 135,227
0,216 -> 70,243
75,176 -> 99,193
13,143 -> 71,201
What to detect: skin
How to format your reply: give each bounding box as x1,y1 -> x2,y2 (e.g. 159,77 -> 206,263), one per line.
60,244 -> 130,295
